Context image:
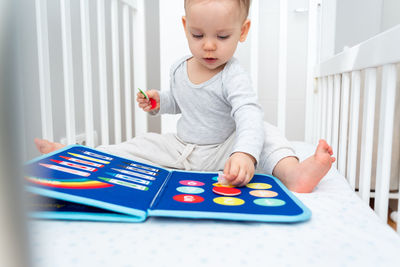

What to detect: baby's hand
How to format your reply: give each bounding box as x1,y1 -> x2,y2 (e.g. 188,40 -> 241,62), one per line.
136,89 -> 160,112
223,152 -> 256,187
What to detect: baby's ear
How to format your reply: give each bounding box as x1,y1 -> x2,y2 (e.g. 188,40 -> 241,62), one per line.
240,19 -> 251,42
182,16 -> 187,31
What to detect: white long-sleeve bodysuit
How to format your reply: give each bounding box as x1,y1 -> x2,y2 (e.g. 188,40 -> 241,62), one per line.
97,56 -> 297,175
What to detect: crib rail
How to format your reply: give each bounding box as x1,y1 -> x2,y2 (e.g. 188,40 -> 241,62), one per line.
311,25 -> 400,230
35,0 -> 147,147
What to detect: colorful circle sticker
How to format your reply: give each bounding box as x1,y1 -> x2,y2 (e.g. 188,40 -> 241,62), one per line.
179,180 -> 205,186
254,198 -> 285,207
249,190 -> 278,198
212,182 -> 235,188
212,187 -> 241,196
173,194 -> 204,203
213,197 -> 245,206
176,186 -> 204,194
246,183 -> 272,190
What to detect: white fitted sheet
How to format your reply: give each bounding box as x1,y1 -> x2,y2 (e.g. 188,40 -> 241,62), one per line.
29,142 -> 400,267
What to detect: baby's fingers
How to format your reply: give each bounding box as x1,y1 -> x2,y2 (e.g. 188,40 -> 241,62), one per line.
231,168 -> 247,186
138,100 -> 151,110
226,163 -> 239,183
136,92 -> 146,100
238,171 -> 251,187
223,160 -> 233,181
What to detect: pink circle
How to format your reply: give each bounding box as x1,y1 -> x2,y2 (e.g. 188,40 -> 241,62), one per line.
179,180 -> 205,186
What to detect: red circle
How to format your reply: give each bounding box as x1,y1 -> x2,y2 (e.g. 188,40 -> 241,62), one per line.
173,194 -> 204,203
150,98 -> 157,109
179,180 -> 205,186
212,187 -> 241,196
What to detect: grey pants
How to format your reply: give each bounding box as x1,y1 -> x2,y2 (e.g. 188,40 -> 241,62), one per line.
97,122 -> 297,175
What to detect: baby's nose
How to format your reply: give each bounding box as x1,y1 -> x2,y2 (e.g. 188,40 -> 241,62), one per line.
203,39 -> 216,51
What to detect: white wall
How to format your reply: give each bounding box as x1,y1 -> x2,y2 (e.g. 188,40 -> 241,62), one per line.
331,0 -> 400,55
381,0 -> 400,31
334,0 -> 382,54
159,0 -> 187,133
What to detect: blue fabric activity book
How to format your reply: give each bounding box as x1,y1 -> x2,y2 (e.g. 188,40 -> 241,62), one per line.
25,145 -> 311,223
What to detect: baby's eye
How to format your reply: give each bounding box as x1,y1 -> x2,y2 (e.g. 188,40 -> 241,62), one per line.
218,35 -> 230,40
192,34 -> 203,39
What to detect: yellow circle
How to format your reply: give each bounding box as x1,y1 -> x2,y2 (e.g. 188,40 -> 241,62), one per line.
212,182 -> 236,188
249,190 -> 278,197
213,197 -> 245,206
246,183 -> 272,190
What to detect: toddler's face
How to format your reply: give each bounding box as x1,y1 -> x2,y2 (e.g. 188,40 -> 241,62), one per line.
183,0 -> 250,71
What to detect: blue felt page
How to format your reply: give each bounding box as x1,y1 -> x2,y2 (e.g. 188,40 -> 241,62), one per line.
149,171 -> 311,223
25,145 -> 170,221
27,193 -> 144,222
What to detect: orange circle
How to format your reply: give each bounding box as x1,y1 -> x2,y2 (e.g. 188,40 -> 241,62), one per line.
212,182 -> 236,188
249,190 -> 278,197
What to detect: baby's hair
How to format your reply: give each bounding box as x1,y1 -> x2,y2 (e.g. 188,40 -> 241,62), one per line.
184,0 -> 251,20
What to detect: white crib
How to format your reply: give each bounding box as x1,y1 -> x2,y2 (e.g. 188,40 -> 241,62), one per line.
13,0 -> 400,266
32,0 -> 400,231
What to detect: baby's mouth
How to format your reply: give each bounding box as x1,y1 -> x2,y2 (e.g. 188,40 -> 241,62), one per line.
204,57 -> 217,64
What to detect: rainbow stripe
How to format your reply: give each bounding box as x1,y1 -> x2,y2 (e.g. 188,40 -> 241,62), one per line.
26,176 -> 113,189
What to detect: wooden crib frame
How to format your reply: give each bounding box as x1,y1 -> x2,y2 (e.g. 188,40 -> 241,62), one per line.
33,0 -> 400,232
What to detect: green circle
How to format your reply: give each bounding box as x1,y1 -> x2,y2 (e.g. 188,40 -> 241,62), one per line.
176,186 -> 204,194
212,176 -> 218,181
253,198 -> 285,207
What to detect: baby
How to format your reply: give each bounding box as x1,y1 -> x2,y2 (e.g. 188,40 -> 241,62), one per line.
36,0 -> 335,193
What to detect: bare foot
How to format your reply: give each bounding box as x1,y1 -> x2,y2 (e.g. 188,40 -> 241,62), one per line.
34,138 -> 65,154
273,139 -> 335,193
295,139 -> 336,192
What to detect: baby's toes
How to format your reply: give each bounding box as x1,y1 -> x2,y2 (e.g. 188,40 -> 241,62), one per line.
317,152 -> 334,166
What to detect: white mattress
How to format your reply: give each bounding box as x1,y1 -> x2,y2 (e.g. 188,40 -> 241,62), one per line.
29,142 -> 400,267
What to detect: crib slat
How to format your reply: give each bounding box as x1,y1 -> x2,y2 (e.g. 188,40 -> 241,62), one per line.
314,78 -> 322,143
60,0 -> 76,144
123,5 -> 133,140
347,71 -> 361,189
326,75 -> 334,145
321,76 -> 328,140
97,0 -> 109,145
132,0 -> 148,136
111,0 -> 122,144
331,74 -> 341,168
374,64 -> 397,221
122,0 -> 137,8
250,0 -> 259,97
359,68 -> 377,203
338,72 -> 350,175
277,0 -> 288,135
305,0 -> 319,144
35,0 -> 54,141
317,78 -> 323,143
80,0 -> 95,147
